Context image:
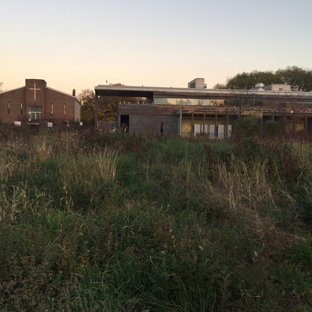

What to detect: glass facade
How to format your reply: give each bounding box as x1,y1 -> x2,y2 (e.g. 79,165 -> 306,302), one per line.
155,97 -> 312,108
154,98 -> 224,106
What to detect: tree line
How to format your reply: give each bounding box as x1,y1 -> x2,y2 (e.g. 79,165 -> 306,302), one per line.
214,66 -> 312,91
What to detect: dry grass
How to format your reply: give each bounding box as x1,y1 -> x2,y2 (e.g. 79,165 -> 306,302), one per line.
0,132 -> 312,311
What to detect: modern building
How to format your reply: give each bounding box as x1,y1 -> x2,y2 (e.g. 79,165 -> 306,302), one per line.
94,78 -> 312,136
0,79 -> 81,126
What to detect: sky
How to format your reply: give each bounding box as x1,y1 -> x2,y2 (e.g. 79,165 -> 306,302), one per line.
1,0 -> 312,95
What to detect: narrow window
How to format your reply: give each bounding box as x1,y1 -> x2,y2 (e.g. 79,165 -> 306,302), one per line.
51,104 -> 54,115
63,104 -> 66,116
20,103 -> 23,114
7,102 -> 10,114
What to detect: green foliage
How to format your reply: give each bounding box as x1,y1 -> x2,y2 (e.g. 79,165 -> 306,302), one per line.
236,114 -> 261,136
213,83 -> 227,89
216,66 -> 312,91
276,66 -> 312,91
0,120 -> 13,141
78,89 -> 95,125
1,133 -> 312,310
226,70 -> 282,89
264,120 -> 282,136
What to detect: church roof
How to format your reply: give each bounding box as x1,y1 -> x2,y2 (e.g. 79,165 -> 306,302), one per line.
0,87 -> 24,95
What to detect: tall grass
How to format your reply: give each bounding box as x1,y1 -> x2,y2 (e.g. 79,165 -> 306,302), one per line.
0,131 -> 312,311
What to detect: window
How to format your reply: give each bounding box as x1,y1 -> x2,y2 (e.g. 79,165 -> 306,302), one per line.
63,104 -> 66,116
20,103 -> 23,114
29,106 -> 42,120
7,102 -> 10,114
279,88 -> 283,91
51,104 -> 54,115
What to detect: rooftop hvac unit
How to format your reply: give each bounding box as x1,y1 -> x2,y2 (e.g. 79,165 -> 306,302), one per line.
255,83 -> 265,88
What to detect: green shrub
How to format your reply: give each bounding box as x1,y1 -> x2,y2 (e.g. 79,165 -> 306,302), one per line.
264,120 -> 281,136
236,114 -> 261,136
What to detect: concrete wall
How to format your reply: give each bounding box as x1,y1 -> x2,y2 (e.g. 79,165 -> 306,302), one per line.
74,100 -> 81,121
129,114 -> 179,135
264,84 -> 291,92
188,78 -> 205,89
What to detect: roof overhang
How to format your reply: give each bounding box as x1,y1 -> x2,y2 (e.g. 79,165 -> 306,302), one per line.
95,85 -> 154,97
95,85 -> 312,103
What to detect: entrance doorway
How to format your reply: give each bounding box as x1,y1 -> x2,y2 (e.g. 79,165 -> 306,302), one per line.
120,115 -> 129,132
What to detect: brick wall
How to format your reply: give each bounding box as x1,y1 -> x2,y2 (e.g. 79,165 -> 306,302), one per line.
0,79 -> 80,124
0,88 -> 25,123
45,88 -> 78,122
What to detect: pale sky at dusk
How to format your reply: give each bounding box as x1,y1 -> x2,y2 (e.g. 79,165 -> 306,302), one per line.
1,0 -> 312,95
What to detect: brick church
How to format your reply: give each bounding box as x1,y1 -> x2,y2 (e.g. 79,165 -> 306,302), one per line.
0,79 -> 80,125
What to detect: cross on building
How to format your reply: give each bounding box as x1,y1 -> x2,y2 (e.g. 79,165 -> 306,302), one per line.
29,83 -> 41,101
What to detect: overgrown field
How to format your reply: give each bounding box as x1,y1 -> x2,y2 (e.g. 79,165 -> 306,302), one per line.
1,129 -> 312,311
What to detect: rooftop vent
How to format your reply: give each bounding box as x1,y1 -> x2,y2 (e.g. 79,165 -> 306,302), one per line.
255,83 -> 265,89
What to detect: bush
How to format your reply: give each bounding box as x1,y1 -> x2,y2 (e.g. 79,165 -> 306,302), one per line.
236,114 -> 261,136
264,120 -> 281,136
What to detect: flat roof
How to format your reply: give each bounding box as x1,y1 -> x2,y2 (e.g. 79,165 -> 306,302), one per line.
95,84 -> 312,102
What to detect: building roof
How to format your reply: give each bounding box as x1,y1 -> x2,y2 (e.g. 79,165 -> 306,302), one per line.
0,87 -> 24,95
0,85 -> 81,105
46,87 -> 81,105
95,84 -> 312,103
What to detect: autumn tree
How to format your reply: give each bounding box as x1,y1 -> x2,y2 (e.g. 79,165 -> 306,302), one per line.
77,84 -> 138,125
77,89 -> 95,125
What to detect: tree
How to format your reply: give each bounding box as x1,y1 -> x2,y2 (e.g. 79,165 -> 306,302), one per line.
225,70 -> 282,90
0,82 -> 3,92
276,66 -> 312,91
213,83 -> 227,89
264,120 -> 281,136
77,84 -> 139,125
98,96 -> 118,121
236,114 -> 261,137
214,66 -> 312,91
77,89 -> 95,125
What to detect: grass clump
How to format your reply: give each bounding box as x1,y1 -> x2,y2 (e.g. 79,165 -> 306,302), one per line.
0,131 -> 312,311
